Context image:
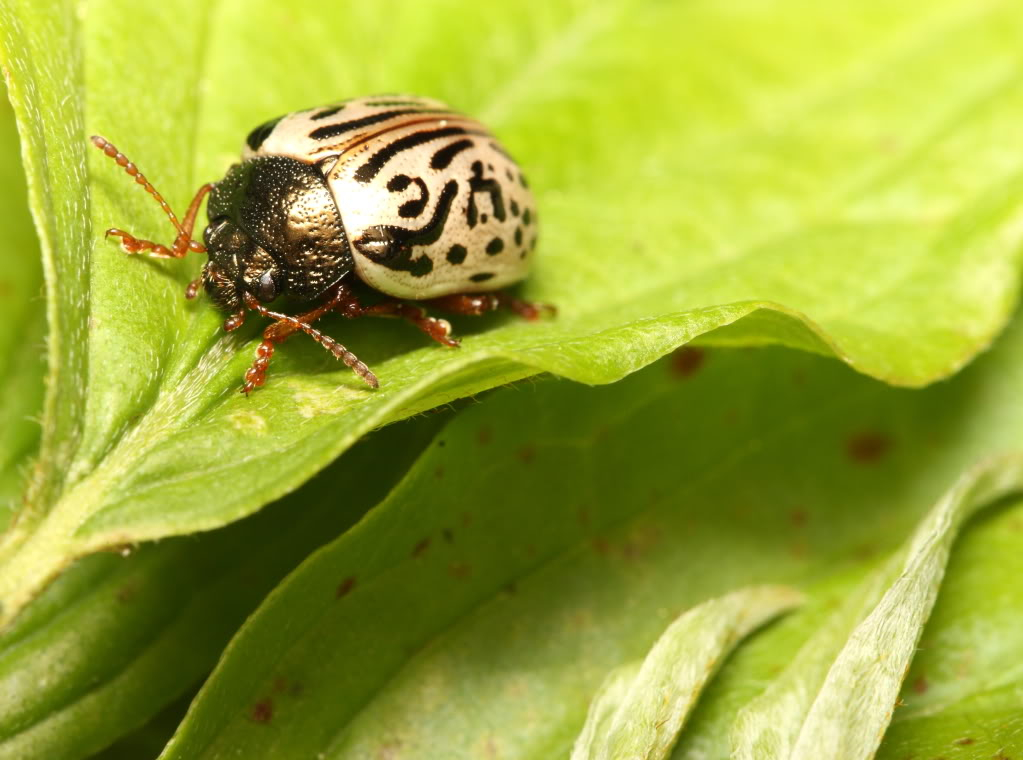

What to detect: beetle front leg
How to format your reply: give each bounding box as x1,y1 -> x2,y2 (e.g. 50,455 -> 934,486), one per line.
240,290 -> 378,394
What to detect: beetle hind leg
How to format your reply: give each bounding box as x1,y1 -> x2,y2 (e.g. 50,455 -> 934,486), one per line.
425,291 -> 557,321
342,297 -> 460,348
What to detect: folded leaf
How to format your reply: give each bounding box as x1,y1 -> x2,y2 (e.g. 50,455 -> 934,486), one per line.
571,586 -> 802,760
732,456 -> 1023,760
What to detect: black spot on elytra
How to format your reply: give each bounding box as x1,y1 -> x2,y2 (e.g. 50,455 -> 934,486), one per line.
514,227 -> 523,246
466,160 -> 506,228
510,199 -> 520,217
447,244 -> 467,264
481,213 -> 488,224
470,272 -> 495,283
519,172 -> 529,188
486,237 -> 504,255
522,208 -> 532,226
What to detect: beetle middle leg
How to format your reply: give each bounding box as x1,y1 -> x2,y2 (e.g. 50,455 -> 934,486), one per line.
239,289 -> 378,394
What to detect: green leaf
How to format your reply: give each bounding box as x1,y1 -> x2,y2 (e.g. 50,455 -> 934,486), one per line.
5,0 -> 1023,627
671,496 -> 1023,759
159,310 -> 1023,759
732,456 -> 1023,760
571,586 -> 802,760
0,79 -> 45,525
877,499 -> 1023,757
0,416 -> 440,760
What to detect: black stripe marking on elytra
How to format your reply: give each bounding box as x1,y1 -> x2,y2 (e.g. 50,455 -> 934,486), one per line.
354,127 -> 474,183
431,138 -> 473,170
310,105 -> 346,120
486,237 -> 504,255
366,99 -> 433,107
386,174 -> 431,219
446,244 -> 467,264
355,180 -> 459,277
246,115 -> 284,151
466,160 -> 506,228
489,141 -> 512,160
470,272 -> 495,283
309,109 -> 425,141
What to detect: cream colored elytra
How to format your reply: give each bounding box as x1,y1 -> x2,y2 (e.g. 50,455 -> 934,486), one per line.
243,95 -> 537,300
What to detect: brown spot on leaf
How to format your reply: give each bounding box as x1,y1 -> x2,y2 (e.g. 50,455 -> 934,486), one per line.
478,426 -> 492,445
336,576 -> 356,599
953,737 -> 976,746
846,431 -> 892,464
461,512 -> 473,527
592,537 -> 611,555
911,674 -> 929,694
377,740 -> 403,759
251,699 -> 273,723
412,538 -> 431,558
517,445 -> 536,464
790,508 -> 808,527
448,562 -> 472,579
116,583 -> 138,603
577,506 -> 590,527
671,347 -> 705,378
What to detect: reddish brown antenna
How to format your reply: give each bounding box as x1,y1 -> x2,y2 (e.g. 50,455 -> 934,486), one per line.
90,135 -> 214,260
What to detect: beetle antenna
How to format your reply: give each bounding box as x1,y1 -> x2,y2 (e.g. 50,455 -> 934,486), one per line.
90,135 -> 214,259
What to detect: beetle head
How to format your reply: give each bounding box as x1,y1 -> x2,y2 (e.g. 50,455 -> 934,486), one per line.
201,218 -> 282,311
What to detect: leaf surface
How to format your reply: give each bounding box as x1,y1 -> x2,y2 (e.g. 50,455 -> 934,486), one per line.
0,96 -> 44,523
4,0 -> 1023,628
159,310 -> 1023,759
0,417 -> 439,760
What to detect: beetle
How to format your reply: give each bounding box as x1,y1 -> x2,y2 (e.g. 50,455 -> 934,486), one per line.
92,95 -> 550,393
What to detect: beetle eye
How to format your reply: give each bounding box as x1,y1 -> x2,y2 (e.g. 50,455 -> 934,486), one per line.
254,269 -> 277,302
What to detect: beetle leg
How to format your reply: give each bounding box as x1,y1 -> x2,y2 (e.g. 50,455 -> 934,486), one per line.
424,291 -> 557,321
91,135 -> 213,260
333,290 -> 460,347
240,290 -> 378,394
